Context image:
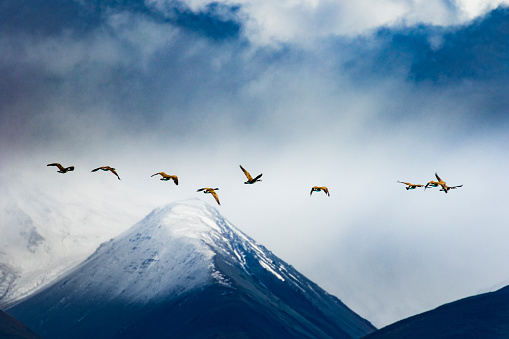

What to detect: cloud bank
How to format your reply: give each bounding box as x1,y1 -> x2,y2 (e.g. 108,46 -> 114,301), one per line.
1,0 -> 509,327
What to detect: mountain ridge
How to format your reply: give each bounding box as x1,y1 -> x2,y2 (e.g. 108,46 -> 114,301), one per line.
363,284 -> 509,338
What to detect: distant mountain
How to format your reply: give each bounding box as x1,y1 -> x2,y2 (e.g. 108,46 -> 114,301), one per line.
0,181 -> 142,306
6,200 -> 376,338
0,310 -> 42,339
363,285 -> 509,338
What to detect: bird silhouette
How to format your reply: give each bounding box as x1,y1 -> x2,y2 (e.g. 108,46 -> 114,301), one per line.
151,172 -> 178,185
91,166 -> 121,180
397,181 -> 424,190
47,163 -> 74,173
310,186 -> 330,196
197,188 -> 220,205
240,165 -> 262,184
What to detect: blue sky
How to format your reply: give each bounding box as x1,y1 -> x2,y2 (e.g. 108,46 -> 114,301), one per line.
2,0 -> 509,327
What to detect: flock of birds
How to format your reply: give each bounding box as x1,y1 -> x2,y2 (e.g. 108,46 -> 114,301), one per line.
47,163 -> 330,206
398,173 -> 463,193
47,163 -> 461,206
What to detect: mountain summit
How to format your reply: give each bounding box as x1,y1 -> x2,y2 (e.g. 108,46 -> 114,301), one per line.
6,200 -> 375,338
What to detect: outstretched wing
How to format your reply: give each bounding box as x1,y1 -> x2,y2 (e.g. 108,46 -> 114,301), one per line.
425,181 -> 437,189
435,173 -> 443,182
91,167 -> 103,172
323,187 -> 330,196
47,163 -> 64,171
239,165 -> 253,181
109,168 -> 121,180
252,173 -> 263,181
210,190 -> 221,205
197,188 -> 205,192
398,181 -> 411,186
151,172 -> 162,177
171,176 -> 179,185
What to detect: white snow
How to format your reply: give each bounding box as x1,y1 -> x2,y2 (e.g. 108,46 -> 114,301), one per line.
0,181 -> 142,304
2,198 -> 309,305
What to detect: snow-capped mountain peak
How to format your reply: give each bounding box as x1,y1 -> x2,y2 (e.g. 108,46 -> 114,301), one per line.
75,198 -> 303,302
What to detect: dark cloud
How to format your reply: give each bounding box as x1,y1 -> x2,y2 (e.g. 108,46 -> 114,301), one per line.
344,6 -> 509,83
2,0 -> 509,328
410,6 -> 509,82
1,0 -> 241,39
336,6 -> 509,128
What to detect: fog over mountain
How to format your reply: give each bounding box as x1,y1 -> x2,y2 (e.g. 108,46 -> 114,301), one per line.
2,0 -> 509,327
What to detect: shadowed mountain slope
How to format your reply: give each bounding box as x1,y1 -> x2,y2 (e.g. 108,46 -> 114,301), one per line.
0,310 -> 42,339
363,285 -> 509,339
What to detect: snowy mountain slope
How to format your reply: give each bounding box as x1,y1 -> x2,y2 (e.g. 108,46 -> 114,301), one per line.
0,177 -> 146,306
6,199 -> 376,338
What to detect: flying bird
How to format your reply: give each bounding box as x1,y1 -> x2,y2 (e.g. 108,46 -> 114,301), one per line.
440,185 -> 463,192
425,173 -> 462,193
91,166 -> 121,180
197,188 -> 220,205
47,163 -> 74,173
397,181 -> 424,190
310,186 -> 330,196
239,165 -> 262,184
424,173 -> 444,190
151,172 -> 178,185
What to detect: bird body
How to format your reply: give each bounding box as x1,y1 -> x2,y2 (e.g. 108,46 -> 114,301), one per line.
151,172 -> 178,185
398,181 -> 423,190
197,188 -> 220,205
240,165 -> 262,184
47,163 -> 74,173
310,186 -> 330,196
92,166 -> 121,180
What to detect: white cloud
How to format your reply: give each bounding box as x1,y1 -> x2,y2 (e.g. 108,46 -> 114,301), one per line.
2,0 -> 509,328
153,0 -> 509,45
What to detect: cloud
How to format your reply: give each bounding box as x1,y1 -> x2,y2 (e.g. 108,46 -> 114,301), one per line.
2,0 -> 509,328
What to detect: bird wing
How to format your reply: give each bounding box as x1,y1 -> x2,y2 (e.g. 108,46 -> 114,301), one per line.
210,190 -> 221,205
197,188 -> 205,192
323,187 -> 330,196
91,167 -> 103,172
151,172 -> 162,177
240,165 -> 253,181
109,168 -> 121,180
252,173 -> 263,181
48,163 -> 64,171
398,181 -> 411,186
435,173 -> 443,182
172,176 -> 178,185
425,181 -> 437,189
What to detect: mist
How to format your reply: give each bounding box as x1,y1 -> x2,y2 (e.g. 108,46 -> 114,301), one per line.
1,0 -> 509,327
